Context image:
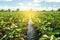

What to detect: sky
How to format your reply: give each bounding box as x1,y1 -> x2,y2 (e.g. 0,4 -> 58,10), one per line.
0,0 -> 60,11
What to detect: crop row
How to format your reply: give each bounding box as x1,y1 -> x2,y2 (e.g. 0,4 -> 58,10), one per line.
32,11 -> 60,40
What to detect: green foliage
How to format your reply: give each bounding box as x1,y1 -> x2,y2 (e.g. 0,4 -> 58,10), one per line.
57,8 -> 60,11
32,11 -> 60,40
0,12 -> 28,40
0,11 -> 60,40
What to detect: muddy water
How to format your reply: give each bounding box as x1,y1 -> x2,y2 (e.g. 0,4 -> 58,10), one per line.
27,17 -> 36,40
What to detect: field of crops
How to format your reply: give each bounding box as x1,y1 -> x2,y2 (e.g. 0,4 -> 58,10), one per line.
32,11 -> 60,40
0,11 -> 60,40
0,11 -> 29,40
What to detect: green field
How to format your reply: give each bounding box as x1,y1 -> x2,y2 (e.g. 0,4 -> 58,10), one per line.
32,11 -> 60,40
0,11 -> 60,40
0,12 -> 28,40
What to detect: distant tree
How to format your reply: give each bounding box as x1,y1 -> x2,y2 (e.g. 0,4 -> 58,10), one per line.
50,9 -> 55,11
7,9 -> 11,12
57,8 -> 60,11
42,10 -> 46,12
16,8 -> 20,11
0,9 -> 4,12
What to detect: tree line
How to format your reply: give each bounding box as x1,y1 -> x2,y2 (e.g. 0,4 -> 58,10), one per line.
0,8 -> 60,12
0,8 -> 20,12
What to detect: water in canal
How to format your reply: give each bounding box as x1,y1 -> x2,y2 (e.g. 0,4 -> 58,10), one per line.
27,17 -> 36,40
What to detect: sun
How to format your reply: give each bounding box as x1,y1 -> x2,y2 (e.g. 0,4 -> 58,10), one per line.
22,9 -> 36,20
26,9 -> 35,18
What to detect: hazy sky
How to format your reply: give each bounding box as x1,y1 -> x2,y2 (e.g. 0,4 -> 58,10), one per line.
0,0 -> 60,10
